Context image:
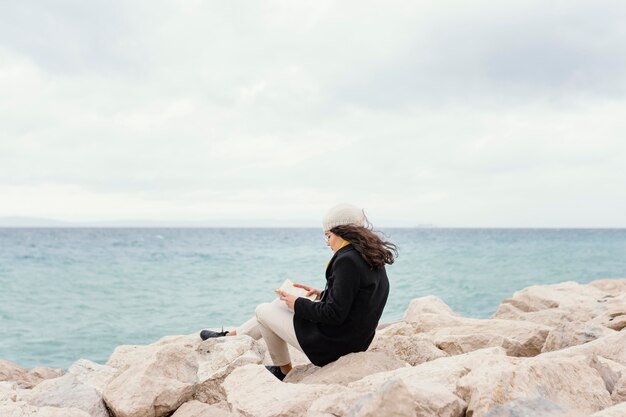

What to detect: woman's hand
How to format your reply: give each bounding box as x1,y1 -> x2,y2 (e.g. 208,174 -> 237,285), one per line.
293,283 -> 321,300
276,290 -> 297,310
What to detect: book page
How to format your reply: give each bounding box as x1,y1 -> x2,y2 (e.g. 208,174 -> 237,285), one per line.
277,279 -> 317,301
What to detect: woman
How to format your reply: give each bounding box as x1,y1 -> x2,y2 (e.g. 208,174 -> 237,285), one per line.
200,203 -> 397,381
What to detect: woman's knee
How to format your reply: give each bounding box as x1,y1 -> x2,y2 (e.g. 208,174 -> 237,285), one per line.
255,302 -> 272,325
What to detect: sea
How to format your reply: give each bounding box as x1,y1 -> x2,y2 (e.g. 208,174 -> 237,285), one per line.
1,227 -> 625,370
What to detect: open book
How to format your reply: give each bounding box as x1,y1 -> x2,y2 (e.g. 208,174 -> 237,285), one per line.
276,279 -> 318,301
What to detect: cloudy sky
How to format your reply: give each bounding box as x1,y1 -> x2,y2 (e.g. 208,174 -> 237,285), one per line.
1,0 -> 625,227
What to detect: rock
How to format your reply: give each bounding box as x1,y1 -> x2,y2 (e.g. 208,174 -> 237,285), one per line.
68,359 -> 117,395
404,313 -> 550,357
457,355 -> 612,417
0,381 -> 18,402
223,364 -> 343,417
587,355 -> 626,395
494,281 -> 607,315
341,378 -> 420,417
19,373 -> 109,417
482,397 -> 585,417
0,360 -> 64,389
341,347 -> 507,409
368,332 -> 448,366
194,335 -> 265,404
284,351 -> 408,385
0,401 -> 91,417
541,321 -> 617,353
540,330 -> 626,366
403,295 -> 458,321
611,375 -> 626,404
588,401 -> 626,417
307,377 -> 465,417
172,400 -> 241,417
103,343 -> 199,417
589,278 -> 626,295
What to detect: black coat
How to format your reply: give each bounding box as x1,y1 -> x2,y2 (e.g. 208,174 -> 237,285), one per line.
293,244 -> 390,366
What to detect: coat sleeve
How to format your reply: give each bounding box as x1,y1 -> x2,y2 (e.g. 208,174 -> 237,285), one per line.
294,256 -> 360,325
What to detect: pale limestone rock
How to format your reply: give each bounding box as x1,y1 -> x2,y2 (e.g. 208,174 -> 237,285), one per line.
19,373 -> 109,417
405,313 -> 550,357
540,331 -> 626,366
345,378 -> 419,417
588,401 -> 626,417
223,364 -> 343,417
194,335 -> 265,404
0,400 -> 91,417
491,306 -> 594,329
611,376 -> 626,404
482,397 -> 585,417
541,321 -> 617,353
307,377 -> 465,417
172,400 -> 241,417
68,359 -> 117,395
589,278 -> 626,295
348,347 -> 508,403
0,360 -> 64,389
494,281 -> 607,315
103,343 -> 199,417
0,382 -> 18,402
106,334 -> 199,371
587,356 -> 626,395
368,332 -> 448,366
605,315 -> 626,331
284,351 -> 408,385
403,295 -> 458,321
376,320 -> 421,336
457,355 -> 612,417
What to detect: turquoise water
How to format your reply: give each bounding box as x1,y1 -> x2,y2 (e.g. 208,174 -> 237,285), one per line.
1,228 -> 625,369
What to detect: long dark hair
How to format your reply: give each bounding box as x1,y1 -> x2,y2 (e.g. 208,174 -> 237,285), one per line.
330,223 -> 397,269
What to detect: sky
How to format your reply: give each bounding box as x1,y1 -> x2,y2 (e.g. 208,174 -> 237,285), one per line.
1,0 -> 625,227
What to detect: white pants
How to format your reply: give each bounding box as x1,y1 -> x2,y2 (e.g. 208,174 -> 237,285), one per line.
236,299 -> 304,366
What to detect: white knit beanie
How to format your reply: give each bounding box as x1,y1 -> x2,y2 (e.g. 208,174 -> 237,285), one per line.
322,203 -> 366,231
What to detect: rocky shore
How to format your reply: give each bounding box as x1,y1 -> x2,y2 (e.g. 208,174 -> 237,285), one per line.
1,278 -> 625,417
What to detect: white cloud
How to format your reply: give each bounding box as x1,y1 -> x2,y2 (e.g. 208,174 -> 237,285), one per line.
0,1 -> 625,226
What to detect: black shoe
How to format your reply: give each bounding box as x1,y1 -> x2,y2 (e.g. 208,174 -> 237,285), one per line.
265,365 -> 287,381
200,327 -> 229,340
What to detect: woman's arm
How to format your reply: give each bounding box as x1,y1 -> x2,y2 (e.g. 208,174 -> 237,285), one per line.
293,257 -> 360,325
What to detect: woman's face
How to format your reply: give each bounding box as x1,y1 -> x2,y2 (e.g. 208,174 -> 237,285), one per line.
325,231 -> 345,252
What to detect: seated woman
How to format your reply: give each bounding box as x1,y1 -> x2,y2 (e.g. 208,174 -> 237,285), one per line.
199,203 -> 397,380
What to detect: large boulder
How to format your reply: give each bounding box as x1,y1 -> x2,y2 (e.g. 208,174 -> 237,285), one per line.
284,351 -> 408,384
0,382 -> 18,402
541,321 -> 617,352
19,373 -> 109,417
223,364 -> 343,417
482,397 -> 585,417
493,280 -> 626,335
589,278 -> 626,295
403,295 -> 459,321
0,360 -> 64,389
588,401 -> 626,417
0,401 -> 91,417
404,312 -> 550,357
171,400 -> 242,417
194,335 -> 265,404
540,331 -> 626,366
307,377 -> 465,417
369,329 -> 448,366
68,359 -> 117,395
494,281 -> 607,315
457,355 -> 612,417
103,342 -> 199,417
